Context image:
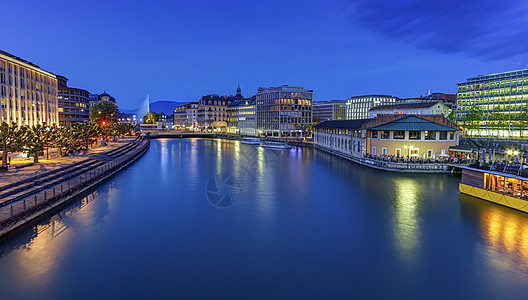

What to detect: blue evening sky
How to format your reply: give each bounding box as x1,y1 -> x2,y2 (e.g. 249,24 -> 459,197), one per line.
2,0 -> 528,109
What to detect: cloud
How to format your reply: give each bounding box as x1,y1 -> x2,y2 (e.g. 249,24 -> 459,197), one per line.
340,0 -> 528,61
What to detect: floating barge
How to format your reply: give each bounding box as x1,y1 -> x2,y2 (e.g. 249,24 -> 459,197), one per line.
459,166 -> 528,213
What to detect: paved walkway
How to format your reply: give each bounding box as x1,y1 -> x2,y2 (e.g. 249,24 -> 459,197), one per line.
0,136 -> 136,188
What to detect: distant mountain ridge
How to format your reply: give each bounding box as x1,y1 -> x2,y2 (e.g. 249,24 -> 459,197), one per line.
121,100 -> 191,115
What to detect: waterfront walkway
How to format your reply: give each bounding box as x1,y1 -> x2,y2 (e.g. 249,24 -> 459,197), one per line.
0,136 -> 150,236
316,144 -> 468,173
0,136 -> 136,188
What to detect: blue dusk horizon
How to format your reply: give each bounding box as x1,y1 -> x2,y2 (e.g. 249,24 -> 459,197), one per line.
2,0 -> 528,109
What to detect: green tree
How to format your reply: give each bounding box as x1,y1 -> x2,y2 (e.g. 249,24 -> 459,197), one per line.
464,106 -> 483,136
143,112 -> 163,124
447,109 -> 458,123
90,101 -> 119,124
491,106 -> 509,137
26,123 -> 49,163
73,121 -> 99,150
51,124 -> 73,157
116,123 -> 134,136
0,122 -> 27,167
517,106 -> 528,138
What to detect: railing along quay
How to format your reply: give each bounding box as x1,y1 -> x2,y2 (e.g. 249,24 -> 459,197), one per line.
0,137 -> 150,236
315,145 -> 468,173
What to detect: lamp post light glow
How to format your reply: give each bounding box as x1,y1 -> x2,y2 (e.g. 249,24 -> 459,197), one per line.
404,145 -> 414,157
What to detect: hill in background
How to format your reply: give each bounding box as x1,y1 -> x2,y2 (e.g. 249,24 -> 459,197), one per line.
121,100 -> 190,116
149,101 -> 189,115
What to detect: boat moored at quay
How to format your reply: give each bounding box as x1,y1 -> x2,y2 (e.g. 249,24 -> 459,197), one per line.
260,141 -> 292,150
241,137 -> 261,145
459,163 -> 528,213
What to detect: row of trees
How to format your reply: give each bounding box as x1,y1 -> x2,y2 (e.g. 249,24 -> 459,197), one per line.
0,121 -> 134,167
142,112 -> 165,124
455,106 -> 528,138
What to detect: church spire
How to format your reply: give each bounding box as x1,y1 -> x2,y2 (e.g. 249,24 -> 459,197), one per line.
235,83 -> 243,99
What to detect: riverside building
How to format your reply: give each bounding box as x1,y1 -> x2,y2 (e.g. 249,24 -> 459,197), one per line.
197,86 -> 243,132
185,102 -> 199,130
238,96 -> 256,136
57,75 -> 90,123
313,100 -> 346,123
369,101 -> 451,118
226,100 -> 240,134
456,68 -> 528,137
173,104 -> 187,131
314,115 -> 458,159
346,95 -> 398,120
0,50 -> 59,126
256,85 -> 313,138
197,94 -> 234,132
89,92 -> 117,107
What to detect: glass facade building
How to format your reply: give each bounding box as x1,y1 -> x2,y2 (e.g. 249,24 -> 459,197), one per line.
256,85 -> 312,137
238,97 -> 256,136
456,68 -> 528,137
346,95 -> 397,120
313,100 -> 346,123
0,50 -> 58,126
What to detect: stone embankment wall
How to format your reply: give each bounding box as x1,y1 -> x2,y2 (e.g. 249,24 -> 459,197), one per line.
315,144 -> 455,173
0,138 -> 150,237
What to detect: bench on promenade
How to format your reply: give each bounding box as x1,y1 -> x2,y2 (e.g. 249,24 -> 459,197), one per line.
14,162 -> 35,169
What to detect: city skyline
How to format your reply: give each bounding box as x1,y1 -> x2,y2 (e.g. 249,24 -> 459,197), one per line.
2,0 -> 527,109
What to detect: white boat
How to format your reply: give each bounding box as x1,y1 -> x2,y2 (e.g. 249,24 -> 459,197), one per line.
260,141 -> 292,150
241,137 -> 261,145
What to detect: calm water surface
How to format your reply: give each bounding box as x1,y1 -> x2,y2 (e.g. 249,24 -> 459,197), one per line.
1,138 -> 528,299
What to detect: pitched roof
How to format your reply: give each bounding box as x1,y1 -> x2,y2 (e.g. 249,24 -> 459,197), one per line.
368,116 -> 456,132
314,119 -> 370,130
370,101 -> 445,111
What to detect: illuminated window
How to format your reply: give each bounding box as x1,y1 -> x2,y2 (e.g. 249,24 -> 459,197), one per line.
409,131 -> 421,140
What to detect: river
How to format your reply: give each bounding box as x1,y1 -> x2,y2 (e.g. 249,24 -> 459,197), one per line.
0,138 -> 527,298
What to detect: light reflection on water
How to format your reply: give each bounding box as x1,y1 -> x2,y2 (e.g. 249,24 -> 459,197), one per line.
392,178 -> 421,264
0,139 -> 527,298
476,199 -> 528,267
0,189 -> 103,292
459,194 -> 528,290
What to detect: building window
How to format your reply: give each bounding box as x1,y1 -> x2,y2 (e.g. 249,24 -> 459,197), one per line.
393,131 -> 405,139
409,131 -> 421,140
372,146 -> 376,155
425,131 -> 436,140
427,149 -> 433,158
439,131 -> 448,140
395,148 -> 401,157
382,147 -> 387,155
380,131 -> 390,139
372,131 -> 378,138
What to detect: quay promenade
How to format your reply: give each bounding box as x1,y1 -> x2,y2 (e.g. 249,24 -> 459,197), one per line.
0,136 -> 150,237
315,144 -> 467,173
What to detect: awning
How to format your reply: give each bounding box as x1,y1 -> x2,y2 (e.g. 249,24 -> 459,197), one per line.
449,147 -> 473,153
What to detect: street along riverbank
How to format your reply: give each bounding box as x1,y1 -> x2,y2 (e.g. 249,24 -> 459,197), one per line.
315,144 -> 465,173
0,136 -> 150,237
